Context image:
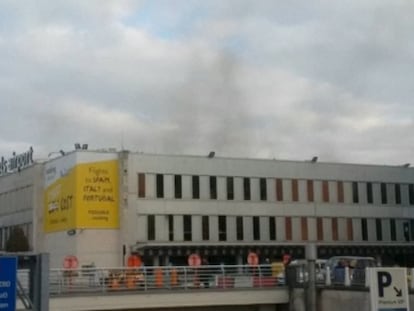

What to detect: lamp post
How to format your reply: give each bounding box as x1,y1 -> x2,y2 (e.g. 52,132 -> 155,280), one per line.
306,243 -> 317,311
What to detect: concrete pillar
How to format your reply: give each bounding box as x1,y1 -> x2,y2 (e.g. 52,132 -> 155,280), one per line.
236,255 -> 243,265
164,256 -> 170,266
365,267 -> 370,288
325,267 -> 331,286
237,255 -> 244,273
344,267 -> 350,286
411,268 -> 414,290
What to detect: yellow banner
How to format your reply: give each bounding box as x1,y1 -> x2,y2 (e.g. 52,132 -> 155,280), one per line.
44,168 -> 77,232
44,160 -> 119,232
76,160 -> 119,229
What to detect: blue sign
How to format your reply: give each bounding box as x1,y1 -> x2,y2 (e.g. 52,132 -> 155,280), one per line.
0,257 -> 17,311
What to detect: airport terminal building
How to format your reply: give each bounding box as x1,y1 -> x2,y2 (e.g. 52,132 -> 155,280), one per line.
1,147 -> 414,268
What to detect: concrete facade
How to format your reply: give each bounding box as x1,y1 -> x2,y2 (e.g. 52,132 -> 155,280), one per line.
0,163 -> 43,252
48,288 -> 289,311
42,151 -> 120,268
1,148 -> 414,268
123,152 -> 414,265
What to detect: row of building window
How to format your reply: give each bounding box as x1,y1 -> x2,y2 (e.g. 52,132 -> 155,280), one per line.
138,173 -> 414,205
146,215 -> 414,243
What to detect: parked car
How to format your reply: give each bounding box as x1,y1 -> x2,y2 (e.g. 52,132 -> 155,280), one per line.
326,256 -> 377,285
277,259 -> 327,285
289,259 -> 327,283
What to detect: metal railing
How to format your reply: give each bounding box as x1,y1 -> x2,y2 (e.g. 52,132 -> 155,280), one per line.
18,263 -> 414,295
286,265 -> 414,290
16,264 -> 283,295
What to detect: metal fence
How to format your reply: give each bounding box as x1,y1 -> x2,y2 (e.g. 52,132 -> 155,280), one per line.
16,264 -> 282,295
287,265 -> 414,289
285,264 -> 369,288
17,264 -> 413,295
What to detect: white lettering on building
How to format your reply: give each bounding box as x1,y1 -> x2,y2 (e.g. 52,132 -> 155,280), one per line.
0,147 -> 34,176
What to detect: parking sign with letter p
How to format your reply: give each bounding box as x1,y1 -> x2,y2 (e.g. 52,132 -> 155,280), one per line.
370,268 -> 409,311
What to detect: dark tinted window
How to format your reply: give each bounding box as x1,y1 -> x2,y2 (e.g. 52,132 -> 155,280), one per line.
375,219 -> 382,241
260,178 -> 267,201
395,184 -> 401,204
138,173 -> 145,198
253,216 -> 260,240
276,179 -> 283,201
352,182 -> 359,203
243,178 -> 251,200
183,215 -> 192,241
174,175 -> 182,199
236,216 -> 243,240
148,215 -> 155,240
202,216 -> 209,240
227,177 -> 234,200
367,183 -> 373,204
210,176 -> 217,199
156,174 -> 164,198
322,181 -> 329,202
168,215 -> 174,241
409,185 -> 414,205
361,218 -> 368,241
192,176 -> 200,199
218,216 -> 226,241
381,183 -> 387,204
390,219 -> 396,241
269,217 -> 276,240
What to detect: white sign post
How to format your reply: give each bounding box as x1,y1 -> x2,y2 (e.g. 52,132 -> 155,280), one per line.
370,267 -> 410,311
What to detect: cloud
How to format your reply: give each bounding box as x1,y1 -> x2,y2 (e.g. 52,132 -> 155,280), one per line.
0,0 -> 413,165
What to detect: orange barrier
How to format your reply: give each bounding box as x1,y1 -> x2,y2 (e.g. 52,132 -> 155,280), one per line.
253,276 -> 276,287
110,277 -> 120,290
193,272 -> 200,288
155,268 -> 164,288
217,276 -> 234,288
126,275 -> 135,289
127,255 -> 142,268
170,268 -> 178,287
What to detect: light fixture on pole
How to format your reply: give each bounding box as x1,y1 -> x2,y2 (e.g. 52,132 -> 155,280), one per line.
208,151 -> 215,158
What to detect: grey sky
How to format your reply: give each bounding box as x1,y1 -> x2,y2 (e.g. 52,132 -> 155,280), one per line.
1,0 -> 413,165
